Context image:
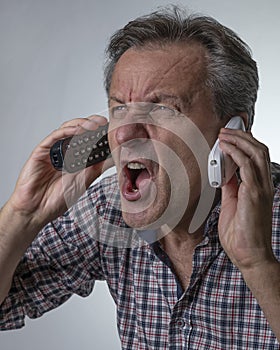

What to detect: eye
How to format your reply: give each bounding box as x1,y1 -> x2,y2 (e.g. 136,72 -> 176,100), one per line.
150,104 -> 176,119
110,105 -> 128,119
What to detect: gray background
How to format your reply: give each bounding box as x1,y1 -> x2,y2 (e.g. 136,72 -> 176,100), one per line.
0,0 -> 279,349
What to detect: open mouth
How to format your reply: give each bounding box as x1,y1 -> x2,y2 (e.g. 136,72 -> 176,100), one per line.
121,160 -> 154,201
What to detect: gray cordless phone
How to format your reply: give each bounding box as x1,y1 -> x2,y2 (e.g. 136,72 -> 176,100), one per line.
50,124 -> 110,173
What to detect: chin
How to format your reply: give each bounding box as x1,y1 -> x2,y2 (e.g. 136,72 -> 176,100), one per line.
122,213 -> 152,230
120,196 -> 171,231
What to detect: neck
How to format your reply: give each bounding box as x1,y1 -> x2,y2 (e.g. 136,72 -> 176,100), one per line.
160,186 -> 221,247
160,222 -> 205,251
158,223 -> 205,291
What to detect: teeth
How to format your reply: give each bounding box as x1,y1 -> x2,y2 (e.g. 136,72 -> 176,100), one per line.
127,162 -> 146,170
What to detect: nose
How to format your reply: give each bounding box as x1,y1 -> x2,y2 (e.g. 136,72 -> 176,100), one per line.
114,122 -> 149,145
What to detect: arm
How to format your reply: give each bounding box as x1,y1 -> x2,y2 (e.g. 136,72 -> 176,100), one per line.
217,127 -> 280,341
0,115 -> 112,305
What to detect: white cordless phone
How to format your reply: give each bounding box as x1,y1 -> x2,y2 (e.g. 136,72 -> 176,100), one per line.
208,116 -> 245,188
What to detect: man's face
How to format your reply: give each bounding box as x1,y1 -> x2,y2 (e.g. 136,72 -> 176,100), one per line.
108,43 -> 225,231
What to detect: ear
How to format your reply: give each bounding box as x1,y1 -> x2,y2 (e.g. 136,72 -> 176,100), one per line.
237,112 -> 250,131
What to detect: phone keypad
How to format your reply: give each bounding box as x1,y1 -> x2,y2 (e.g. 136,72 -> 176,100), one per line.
50,124 -> 110,173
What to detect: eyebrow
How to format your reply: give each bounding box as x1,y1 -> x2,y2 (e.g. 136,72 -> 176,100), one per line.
153,93 -> 181,105
109,96 -> 123,104
109,94 -> 182,106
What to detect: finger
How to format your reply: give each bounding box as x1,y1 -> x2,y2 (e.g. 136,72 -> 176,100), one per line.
40,126 -> 81,149
39,123 -> 104,151
60,115 -> 108,130
219,131 -> 272,188
87,115 -> 108,125
78,115 -> 108,130
41,115 -> 109,148
220,129 -> 271,165
219,140 -> 261,187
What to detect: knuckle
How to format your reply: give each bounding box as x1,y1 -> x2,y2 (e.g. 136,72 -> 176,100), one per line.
243,157 -> 253,168
258,144 -> 269,158
251,144 -> 270,164
60,118 -> 80,128
249,187 -> 263,202
60,121 -> 69,128
59,115 -> 108,129
88,115 -> 107,123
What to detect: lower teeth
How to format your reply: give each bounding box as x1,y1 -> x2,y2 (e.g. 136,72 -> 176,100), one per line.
132,188 -> 139,192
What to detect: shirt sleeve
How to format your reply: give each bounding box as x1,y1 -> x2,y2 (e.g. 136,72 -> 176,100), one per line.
0,181 -> 110,330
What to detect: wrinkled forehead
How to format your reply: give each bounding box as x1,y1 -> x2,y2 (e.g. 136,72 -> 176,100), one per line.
109,42 -> 209,104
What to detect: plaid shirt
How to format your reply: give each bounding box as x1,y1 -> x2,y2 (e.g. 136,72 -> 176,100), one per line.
1,165 -> 280,349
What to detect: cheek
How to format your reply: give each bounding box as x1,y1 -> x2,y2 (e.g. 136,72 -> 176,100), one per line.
170,140 -> 202,191
107,127 -> 115,149
108,129 -> 119,161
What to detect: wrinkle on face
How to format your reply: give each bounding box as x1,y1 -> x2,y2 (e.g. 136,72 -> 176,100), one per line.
108,42 -> 220,231
109,42 -> 209,114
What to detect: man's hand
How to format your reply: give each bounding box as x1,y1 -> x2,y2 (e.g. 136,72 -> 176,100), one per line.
0,115 -> 113,304
7,115 -> 113,229
218,128 -> 275,270
218,127 -> 280,341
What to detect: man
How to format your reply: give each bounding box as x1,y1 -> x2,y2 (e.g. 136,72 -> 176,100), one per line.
0,6 -> 280,349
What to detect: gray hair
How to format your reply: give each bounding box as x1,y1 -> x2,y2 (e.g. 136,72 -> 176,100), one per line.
104,6 -> 258,128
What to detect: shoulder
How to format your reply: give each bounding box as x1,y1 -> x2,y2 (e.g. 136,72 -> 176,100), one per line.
271,163 -> 280,259
49,171 -> 124,244
271,162 -> 280,189
75,171 -> 120,211
272,162 -> 280,207
87,171 -> 119,198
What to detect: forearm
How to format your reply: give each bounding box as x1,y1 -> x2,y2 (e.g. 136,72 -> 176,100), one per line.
0,203 -> 42,305
242,259 -> 280,342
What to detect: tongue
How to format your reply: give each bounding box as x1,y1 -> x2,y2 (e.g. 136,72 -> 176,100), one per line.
135,169 -> 150,190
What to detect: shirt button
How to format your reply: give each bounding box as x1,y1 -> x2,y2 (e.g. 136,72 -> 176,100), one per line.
176,318 -> 186,329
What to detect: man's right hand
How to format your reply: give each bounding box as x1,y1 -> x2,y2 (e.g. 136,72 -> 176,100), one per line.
7,115 -> 112,229
0,115 -> 113,303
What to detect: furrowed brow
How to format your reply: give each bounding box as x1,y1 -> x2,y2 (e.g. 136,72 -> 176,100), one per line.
154,93 -> 180,104
109,96 -> 124,105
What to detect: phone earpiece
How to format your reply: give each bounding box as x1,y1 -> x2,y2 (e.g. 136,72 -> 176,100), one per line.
208,116 -> 245,188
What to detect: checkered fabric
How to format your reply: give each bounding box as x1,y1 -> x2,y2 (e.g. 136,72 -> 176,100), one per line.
1,165 -> 280,349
